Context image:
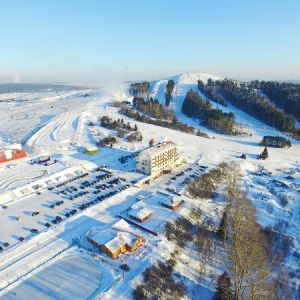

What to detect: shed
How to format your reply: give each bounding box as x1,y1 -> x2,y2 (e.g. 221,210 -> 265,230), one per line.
129,207 -> 153,222
84,147 -> 100,155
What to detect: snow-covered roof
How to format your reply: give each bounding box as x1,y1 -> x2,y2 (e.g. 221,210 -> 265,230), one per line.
129,207 -> 153,220
86,219 -> 142,253
85,147 -> 99,152
105,231 -> 138,253
160,197 -> 181,207
137,141 -> 177,159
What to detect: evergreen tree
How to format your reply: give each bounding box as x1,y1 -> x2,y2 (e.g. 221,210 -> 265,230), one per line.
215,271 -> 233,300
261,147 -> 268,159
217,211 -> 228,240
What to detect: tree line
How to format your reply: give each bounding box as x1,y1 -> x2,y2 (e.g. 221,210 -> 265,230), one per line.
198,79 -> 226,106
209,79 -> 300,139
165,79 -> 175,106
250,80 -> 300,120
260,136 -> 292,148
120,104 -> 208,137
132,97 -> 175,121
182,89 -> 239,135
129,81 -> 150,98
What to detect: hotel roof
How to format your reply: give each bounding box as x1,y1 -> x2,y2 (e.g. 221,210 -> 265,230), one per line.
137,141 -> 177,158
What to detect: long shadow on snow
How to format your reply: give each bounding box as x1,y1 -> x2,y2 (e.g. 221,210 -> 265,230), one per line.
223,138 -> 259,147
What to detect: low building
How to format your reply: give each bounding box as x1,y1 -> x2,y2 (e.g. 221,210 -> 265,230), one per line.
84,147 -> 100,155
129,207 -> 153,222
160,198 -> 184,211
86,219 -> 143,259
135,141 -> 182,179
0,143 -> 27,164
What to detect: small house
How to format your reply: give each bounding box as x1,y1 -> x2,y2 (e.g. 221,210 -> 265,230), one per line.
160,198 -> 184,211
129,207 -> 153,222
86,219 -> 143,259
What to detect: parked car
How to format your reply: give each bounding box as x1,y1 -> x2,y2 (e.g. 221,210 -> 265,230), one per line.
19,237 -> 26,242
121,264 -> 130,271
45,222 -> 51,228
52,219 -> 58,224
50,204 -> 55,209
32,212 -> 40,216
30,229 -> 39,233
55,216 -> 63,222
0,246 -> 3,251
3,242 -> 10,247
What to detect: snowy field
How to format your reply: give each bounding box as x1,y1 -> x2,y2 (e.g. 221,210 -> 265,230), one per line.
0,75 -> 300,299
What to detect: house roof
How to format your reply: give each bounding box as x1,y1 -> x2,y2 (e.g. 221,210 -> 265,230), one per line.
129,207 -> 153,220
160,197 -> 181,207
86,219 -> 142,253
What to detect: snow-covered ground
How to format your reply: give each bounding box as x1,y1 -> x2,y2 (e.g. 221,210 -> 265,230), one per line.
0,74 -> 300,299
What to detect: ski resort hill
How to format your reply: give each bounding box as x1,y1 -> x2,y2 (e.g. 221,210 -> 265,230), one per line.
0,78 -> 300,299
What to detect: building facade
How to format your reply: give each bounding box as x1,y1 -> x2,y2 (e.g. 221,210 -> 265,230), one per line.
135,141 -> 182,178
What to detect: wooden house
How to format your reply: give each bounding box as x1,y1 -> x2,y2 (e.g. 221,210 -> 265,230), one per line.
86,219 -> 143,259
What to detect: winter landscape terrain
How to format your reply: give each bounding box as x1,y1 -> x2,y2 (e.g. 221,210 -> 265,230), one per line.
0,73 -> 300,299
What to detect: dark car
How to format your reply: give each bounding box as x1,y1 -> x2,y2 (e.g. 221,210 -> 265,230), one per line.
52,219 -> 58,224
45,222 -> 51,228
32,212 -> 40,216
0,246 -> 3,251
56,216 -> 63,222
50,204 -> 55,209
19,237 -> 26,242
65,212 -> 70,218
3,242 -> 10,247
30,229 -> 39,233
121,264 -> 130,271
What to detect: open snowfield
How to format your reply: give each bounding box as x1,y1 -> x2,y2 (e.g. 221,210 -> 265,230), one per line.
0,75 -> 300,299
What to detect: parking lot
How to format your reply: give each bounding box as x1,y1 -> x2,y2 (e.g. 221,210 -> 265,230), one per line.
0,167 -> 131,248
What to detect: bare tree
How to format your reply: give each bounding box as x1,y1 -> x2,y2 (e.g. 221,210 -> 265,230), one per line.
225,165 -> 276,299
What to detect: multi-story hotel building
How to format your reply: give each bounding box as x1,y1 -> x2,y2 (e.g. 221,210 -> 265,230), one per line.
135,141 -> 182,178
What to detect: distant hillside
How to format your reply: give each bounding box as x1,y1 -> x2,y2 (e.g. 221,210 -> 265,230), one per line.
130,72 -> 300,139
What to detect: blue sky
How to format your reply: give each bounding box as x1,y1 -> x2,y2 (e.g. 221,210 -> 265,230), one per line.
1,0 -> 300,83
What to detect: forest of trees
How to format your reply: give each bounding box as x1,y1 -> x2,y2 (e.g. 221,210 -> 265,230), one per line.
129,81 -> 150,98
210,79 -> 300,139
182,89 -> 238,134
132,97 -> 176,121
165,79 -> 175,106
260,136 -> 292,148
250,80 -> 300,120
198,79 -> 226,106
120,97 -> 209,136
97,115 -> 142,144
